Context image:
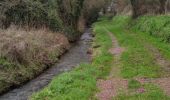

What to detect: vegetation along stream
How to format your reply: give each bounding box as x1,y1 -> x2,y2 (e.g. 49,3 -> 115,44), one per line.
0,29 -> 93,100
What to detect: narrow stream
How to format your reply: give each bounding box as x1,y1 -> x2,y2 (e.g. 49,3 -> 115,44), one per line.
0,29 -> 93,100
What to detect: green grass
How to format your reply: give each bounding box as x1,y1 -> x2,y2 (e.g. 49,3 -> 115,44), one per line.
131,16 -> 170,43
97,16 -> 170,100
128,79 -> 141,89
114,84 -> 170,100
130,16 -> 170,60
132,28 -> 170,60
31,15 -> 170,100
31,21 -> 113,100
31,64 -> 97,100
102,16 -> 162,78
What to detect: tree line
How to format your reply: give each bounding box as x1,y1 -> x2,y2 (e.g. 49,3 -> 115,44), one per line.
108,0 -> 170,18
0,0 -> 110,40
130,0 -> 170,18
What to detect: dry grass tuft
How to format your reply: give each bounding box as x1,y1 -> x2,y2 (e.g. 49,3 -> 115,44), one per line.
0,26 -> 70,94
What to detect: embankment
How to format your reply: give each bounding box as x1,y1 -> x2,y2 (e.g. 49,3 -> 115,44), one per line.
0,27 -> 70,94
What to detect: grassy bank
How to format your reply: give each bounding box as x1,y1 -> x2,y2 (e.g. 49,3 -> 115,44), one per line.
31,23 -> 113,100
0,27 -> 69,94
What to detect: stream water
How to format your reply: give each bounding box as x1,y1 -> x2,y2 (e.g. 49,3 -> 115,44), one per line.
0,29 -> 93,100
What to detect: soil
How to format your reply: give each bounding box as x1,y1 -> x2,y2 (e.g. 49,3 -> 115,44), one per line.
96,29 -> 126,100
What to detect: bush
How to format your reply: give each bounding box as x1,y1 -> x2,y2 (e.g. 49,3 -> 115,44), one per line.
4,0 -> 47,27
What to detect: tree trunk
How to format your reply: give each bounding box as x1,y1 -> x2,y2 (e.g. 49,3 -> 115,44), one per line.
159,0 -> 167,14
130,0 -> 139,18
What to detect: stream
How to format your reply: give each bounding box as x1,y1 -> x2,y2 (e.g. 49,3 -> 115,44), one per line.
0,29 -> 93,100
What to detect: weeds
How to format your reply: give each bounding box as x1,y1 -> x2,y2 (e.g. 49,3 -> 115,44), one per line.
0,26 -> 69,94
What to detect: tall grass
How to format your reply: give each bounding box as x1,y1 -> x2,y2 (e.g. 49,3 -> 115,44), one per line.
0,26 -> 69,94
131,16 -> 170,43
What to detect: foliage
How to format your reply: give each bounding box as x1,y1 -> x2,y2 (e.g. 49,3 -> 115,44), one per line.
1,0 -> 112,41
131,16 -> 170,43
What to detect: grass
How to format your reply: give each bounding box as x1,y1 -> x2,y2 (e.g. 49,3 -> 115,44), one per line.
114,84 -> 170,100
31,64 -> 97,100
96,16 -> 170,100
128,79 -> 141,89
131,16 -> 170,43
0,26 -> 70,94
130,16 -> 170,60
31,21 -> 113,100
131,29 -> 170,60
102,16 -> 162,78
31,15 -> 170,100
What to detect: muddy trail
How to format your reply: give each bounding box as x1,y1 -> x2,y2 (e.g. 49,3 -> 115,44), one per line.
0,29 -> 93,100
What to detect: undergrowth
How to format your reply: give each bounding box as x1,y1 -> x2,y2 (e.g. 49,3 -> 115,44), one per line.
131,16 -> 170,43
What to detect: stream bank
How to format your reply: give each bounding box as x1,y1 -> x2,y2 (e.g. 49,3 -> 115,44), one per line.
0,29 -> 93,100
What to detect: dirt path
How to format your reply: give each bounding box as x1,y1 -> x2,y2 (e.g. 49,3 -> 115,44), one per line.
96,28 -> 127,100
0,29 -> 93,100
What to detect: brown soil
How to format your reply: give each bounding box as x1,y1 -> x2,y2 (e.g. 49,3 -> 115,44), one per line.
96,78 -> 128,100
136,77 -> 170,96
153,78 -> 170,95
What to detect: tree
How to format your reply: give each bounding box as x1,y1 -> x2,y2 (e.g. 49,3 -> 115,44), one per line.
159,0 -> 167,14
130,0 -> 139,18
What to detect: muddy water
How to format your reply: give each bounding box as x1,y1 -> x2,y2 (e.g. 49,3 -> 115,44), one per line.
0,29 -> 93,100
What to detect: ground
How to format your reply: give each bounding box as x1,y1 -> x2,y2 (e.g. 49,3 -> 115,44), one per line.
30,16 -> 170,100
95,16 -> 170,100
